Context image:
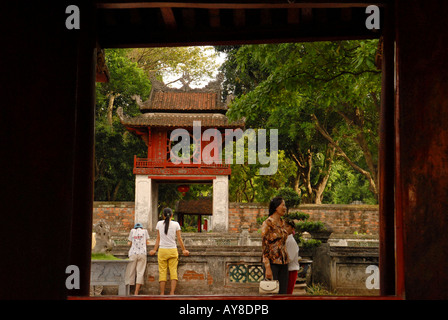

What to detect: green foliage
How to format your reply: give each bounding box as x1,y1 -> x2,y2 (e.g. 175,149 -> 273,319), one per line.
228,148 -> 297,203
284,210 -> 327,249
298,238 -> 322,249
94,49 -> 151,201
306,283 -> 335,295
181,225 -> 198,233
220,41 -> 381,204
295,220 -> 326,233
276,187 -> 301,212
323,160 -> 378,204
284,211 -> 309,221
96,48 -> 151,118
91,253 -> 123,260
129,46 -> 220,86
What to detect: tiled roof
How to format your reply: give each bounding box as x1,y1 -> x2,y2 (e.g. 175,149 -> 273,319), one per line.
141,91 -> 226,111
176,198 -> 213,215
117,107 -> 245,128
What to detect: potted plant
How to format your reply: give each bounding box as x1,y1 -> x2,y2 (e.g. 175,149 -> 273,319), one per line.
285,213 -> 332,245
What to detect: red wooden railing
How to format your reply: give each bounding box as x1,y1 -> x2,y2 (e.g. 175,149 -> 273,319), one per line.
134,156 -> 230,169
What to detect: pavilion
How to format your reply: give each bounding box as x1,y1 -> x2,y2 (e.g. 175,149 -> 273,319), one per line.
117,74 -> 244,231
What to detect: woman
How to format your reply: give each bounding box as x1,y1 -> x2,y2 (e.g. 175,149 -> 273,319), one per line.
125,223 -> 150,295
285,219 -> 300,294
149,208 -> 189,295
261,196 -> 289,294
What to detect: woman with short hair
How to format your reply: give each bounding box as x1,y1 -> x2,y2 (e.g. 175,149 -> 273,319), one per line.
261,196 -> 290,294
125,222 -> 150,295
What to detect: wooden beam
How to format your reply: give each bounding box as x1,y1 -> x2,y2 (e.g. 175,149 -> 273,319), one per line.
260,8 -> 272,26
316,8 -> 327,23
341,7 -> 352,21
287,8 -> 300,25
129,8 -> 142,24
97,6 -> 380,48
182,8 -> 196,29
98,25 -> 379,48
160,7 -> 177,29
97,1 -> 388,10
209,9 -> 220,28
233,9 -> 246,27
301,8 -> 313,23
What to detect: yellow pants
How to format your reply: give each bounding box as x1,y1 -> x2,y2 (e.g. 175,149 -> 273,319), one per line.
157,248 -> 179,282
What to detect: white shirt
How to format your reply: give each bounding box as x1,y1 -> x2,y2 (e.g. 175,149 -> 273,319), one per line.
156,220 -> 181,249
286,234 -> 300,271
128,228 -> 149,256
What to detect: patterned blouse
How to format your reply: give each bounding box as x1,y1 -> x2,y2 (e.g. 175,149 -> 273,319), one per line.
261,217 -> 290,265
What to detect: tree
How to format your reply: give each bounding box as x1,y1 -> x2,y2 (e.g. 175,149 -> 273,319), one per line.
96,49 -> 151,127
128,46 -> 220,87
222,41 -> 381,203
94,47 -> 224,201
95,49 -> 151,201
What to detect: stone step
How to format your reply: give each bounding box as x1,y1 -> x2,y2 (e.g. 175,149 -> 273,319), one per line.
293,283 -> 307,295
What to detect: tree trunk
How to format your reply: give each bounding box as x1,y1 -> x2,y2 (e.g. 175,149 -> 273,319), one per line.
313,145 -> 336,204
107,93 -> 120,128
111,180 -> 122,201
293,171 -> 301,196
312,113 -> 378,200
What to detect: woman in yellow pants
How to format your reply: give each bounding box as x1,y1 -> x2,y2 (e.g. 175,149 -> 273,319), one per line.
150,208 -> 189,295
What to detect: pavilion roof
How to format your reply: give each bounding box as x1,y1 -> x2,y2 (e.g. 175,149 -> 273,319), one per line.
120,74 -> 244,130
139,91 -> 227,112
117,107 -> 245,129
133,73 -> 231,113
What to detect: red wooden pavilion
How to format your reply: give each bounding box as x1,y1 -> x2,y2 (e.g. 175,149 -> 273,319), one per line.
118,74 -> 244,231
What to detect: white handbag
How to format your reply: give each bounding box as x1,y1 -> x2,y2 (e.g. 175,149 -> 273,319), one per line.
259,279 -> 279,294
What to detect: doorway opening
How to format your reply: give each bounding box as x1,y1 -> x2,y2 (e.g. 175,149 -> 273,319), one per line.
86,1 -> 399,299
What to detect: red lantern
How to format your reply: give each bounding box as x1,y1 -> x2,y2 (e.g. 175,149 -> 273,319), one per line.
177,185 -> 190,196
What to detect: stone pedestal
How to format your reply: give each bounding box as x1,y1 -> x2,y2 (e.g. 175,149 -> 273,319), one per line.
134,175 -> 158,231
90,260 -> 130,296
212,175 -> 229,232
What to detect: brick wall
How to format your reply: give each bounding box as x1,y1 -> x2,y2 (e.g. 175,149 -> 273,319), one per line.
228,203 -> 379,235
92,202 -> 379,236
297,204 -> 379,235
93,202 -> 135,236
228,203 -> 268,233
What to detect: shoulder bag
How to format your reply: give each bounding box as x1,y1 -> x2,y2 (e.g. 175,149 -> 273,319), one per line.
259,279 -> 279,294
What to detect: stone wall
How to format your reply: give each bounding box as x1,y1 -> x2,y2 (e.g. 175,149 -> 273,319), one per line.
93,202 -> 379,238
93,202 -> 135,237
104,245 -> 264,296
93,242 -> 379,296
310,244 -> 379,295
228,203 -> 379,235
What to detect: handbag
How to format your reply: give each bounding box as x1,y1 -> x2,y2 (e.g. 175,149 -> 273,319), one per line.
259,279 -> 279,294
